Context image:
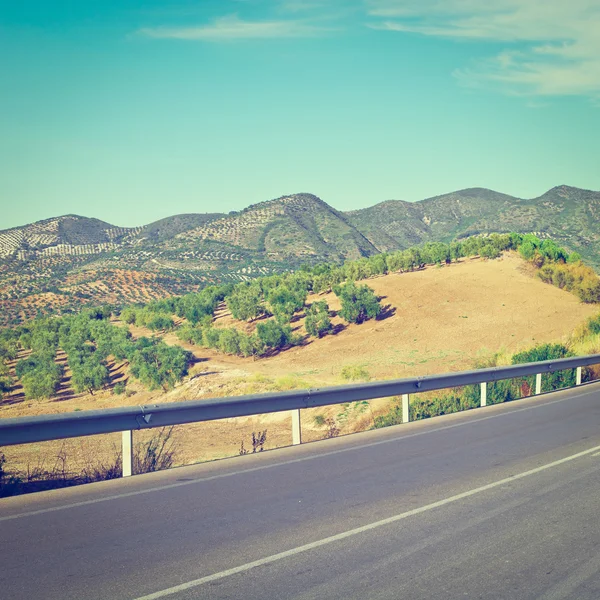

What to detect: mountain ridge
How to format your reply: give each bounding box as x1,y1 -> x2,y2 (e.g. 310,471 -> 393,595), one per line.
1,184 -> 599,326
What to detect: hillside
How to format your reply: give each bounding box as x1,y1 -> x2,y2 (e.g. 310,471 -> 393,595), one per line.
347,185 -> 600,267
171,193 -> 377,259
1,252 -> 598,475
1,185 -> 600,326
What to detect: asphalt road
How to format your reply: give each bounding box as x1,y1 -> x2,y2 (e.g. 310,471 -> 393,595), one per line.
2,383 -> 600,600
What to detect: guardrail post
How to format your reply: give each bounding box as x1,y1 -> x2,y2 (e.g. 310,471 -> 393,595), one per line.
535,373 -> 542,395
480,382 -> 487,407
122,430 -> 133,477
402,394 -> 410,423
576,366 -> 582,386
291,409 -> 301,445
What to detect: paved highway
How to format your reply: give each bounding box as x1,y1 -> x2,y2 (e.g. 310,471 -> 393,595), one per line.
2,382 -> 600,599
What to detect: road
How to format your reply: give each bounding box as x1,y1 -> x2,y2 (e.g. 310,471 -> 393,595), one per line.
2,382 -> 600,599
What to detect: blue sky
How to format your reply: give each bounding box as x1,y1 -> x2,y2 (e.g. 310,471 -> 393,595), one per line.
2,0 -> 599,229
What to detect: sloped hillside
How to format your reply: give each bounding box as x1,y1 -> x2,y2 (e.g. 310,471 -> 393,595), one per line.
173,193 -> 377,261
347,185 -> 600,267
0,215 -> 141,260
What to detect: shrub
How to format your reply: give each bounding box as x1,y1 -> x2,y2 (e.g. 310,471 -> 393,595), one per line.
340,365 -> 370,381
373,397 -> 404,428
586,313 -> 600,335
410,392 -> 479,420
511,343 -> 575,393
112,382 -> 126,395
134,427 -> 177,475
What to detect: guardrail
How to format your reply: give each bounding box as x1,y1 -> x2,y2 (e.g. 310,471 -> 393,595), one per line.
1,354 -> 599,477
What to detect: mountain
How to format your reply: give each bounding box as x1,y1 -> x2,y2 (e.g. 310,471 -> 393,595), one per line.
1,185 -> 599,326
0,215 -> 137,261
0,194 -> 378,325
170,193 -> 377,261
347,185 -> 600,267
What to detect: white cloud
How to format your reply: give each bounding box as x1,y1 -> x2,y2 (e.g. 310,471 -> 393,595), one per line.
367,0 -> 600,98
139,14 -> 326,40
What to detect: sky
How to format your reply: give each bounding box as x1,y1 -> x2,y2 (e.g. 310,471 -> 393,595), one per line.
1,0 -> 600,229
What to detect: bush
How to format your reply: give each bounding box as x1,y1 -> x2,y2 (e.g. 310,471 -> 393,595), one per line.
341,365 -> 370,381
410,392 -> 479,420
586,313 -> 600,335
511,343 -> 575,393
112,382 -> 126,395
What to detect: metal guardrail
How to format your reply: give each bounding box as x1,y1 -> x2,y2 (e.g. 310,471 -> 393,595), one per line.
1,353 -> 599,477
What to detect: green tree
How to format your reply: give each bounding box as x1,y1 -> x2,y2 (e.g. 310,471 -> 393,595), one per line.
226,284 -> 265,322
129,339 -> 192,391
71,358 -> 110,395
256,320 -> 293,350
479,244 -> 501,259
305,301 -> 332,338
17,353 -> 63,400
238,334 -> 266,358
333,282 -> 382,324
218,328 -> 242,355
146,314 -> 175,332
267,285 -> 306,324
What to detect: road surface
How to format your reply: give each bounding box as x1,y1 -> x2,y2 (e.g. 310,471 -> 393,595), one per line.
1,382 -> 600,599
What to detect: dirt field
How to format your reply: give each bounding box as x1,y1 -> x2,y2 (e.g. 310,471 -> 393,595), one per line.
2,253 -> 598,477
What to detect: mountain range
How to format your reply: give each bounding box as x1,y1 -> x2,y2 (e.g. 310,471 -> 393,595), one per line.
1,184 -> 599,326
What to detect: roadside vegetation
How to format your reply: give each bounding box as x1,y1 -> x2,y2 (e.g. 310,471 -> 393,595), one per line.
0,427 -> 177,498
373,329 -> 600,429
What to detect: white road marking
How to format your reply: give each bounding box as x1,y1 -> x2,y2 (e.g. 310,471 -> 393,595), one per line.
133,442 -> 600,600
0,387 -> 595,522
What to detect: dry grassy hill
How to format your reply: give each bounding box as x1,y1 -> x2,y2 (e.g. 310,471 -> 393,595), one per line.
2,252 -> 598,478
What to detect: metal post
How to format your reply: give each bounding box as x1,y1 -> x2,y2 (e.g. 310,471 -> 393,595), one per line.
480,382 -> 487,407
291,409 -> 301,445
122,430 -> 133,477
576,366 -> 582,386
402,394 -> 410,423
535,373 -> 542,395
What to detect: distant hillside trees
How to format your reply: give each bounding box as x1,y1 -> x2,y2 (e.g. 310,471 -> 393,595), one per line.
333,282 -> 382,324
